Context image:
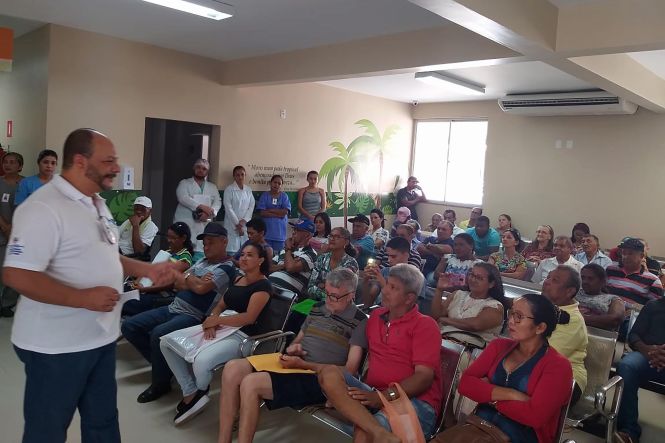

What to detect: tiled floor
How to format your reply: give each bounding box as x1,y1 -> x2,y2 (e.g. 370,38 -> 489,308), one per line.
1,316 -> 664,442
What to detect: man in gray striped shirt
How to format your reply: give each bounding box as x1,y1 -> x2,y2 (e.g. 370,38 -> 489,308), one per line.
268,219 -> 317,298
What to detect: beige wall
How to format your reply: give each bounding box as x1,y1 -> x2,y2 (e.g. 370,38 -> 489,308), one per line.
414,101 -> 665,256
0,26 -> 49,176
44,25 -> 237,185
221,83 -> 413,194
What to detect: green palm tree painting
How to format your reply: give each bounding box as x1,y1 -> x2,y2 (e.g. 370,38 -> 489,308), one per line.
354,119 -> 400,206
319,136 -> 371,224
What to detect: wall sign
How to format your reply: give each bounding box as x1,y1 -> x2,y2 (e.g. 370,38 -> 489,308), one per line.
6,120 -> 12,138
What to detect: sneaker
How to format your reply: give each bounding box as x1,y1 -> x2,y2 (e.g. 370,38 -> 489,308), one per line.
137,384 -> 171,403
0,307 -> 14,317
174,390 -> 210,425
176,386 -> 209,413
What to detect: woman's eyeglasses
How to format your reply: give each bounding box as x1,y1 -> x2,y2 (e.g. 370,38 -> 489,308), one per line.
328,234 -> 346,240
326,290 -> 354,302
507,309 -> 534,324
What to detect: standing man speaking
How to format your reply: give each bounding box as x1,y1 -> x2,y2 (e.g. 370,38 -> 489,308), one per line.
3,128 -> 173,443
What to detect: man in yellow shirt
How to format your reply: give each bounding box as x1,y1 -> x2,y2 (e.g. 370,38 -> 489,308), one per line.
542,265 -> 588,405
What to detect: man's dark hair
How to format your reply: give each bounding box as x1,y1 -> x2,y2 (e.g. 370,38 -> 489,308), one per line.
476,215 -> 490,226
246,218 -> 266,234
37,149 -> 58,164
62,128 -> 98,169
386,236 -> 410,254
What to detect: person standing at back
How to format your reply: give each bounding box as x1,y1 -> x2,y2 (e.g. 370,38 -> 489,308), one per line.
223,165 -> 255,256
174,159 -> 221,260
14,149 -> 58,205
3,128 -> 173,443
395,176 -> 426,221
297,170 -> 326,221
0,152 -> 24,317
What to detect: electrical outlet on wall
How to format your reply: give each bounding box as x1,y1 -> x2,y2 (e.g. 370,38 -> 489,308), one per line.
280,109 -> 287,119
566,140 -> 573,149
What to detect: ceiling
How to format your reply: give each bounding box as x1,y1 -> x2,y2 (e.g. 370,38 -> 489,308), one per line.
0,0 -> 446,60
320,61 -> 596,104
0,15 -> 43,37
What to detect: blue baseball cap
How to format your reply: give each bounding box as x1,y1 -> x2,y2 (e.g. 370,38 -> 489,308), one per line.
289,219 -> 316,234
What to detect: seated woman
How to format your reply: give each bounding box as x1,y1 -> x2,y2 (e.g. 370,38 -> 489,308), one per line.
122,222 -> 194,317
570,222 -> 591,254
489,228 -> 527,280
430,262 -> 507,346
307,227 -> 359,301
309,212 -> 331,253
521,225 -> 555,266
496,213 -> 513,234
458,293 -> 574,443
160,243 -> 273,425
577,263 -> 625,331
428,232 -> 481,289
369,208 -> 389,250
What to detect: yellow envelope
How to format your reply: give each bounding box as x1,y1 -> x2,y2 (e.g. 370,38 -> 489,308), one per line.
246,353 -> 315,374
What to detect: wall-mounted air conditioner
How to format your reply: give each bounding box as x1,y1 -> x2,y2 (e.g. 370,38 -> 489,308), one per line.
498,91 -> 638,116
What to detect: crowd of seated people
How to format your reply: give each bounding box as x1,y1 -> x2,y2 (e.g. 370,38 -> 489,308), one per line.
109,170 -> 665,443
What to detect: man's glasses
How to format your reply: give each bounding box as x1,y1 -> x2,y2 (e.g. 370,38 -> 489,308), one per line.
507,309 -> 534,324
93,197 -> 117,245
326,290 -> 354,302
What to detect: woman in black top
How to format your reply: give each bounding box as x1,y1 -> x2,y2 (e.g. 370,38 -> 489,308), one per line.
162,243 -> 273,425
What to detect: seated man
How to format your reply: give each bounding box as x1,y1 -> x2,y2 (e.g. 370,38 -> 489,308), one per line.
217,268 -> 367,443
541,265 -> 588,405
318,263 -> 442,442
417,220 -> 454,276
458,206 -> 482,230
575,234 -> 612,268
465,216 -> 500,260
117,196 -> 159,258
443,209 -> 465,237
615,296 -> 665,443
348,214 -> 375,270
362,237 -> 428,313
374,224 -> 422,270
532,235 -> 583,285
121,223 -> 236,402
268,219 -> 317,298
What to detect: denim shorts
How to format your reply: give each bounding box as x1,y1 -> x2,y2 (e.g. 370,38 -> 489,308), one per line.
340,371 -> 437,437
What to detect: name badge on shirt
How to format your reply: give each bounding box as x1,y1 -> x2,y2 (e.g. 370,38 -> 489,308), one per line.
1,193 -> 9,203
272,197 -> 278,205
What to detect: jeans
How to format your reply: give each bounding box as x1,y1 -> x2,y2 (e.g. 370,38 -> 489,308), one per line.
14,342 -> 120,443
339,372 -> 437,437
160,331 -> 244,396
120,306 -> 200,386
617,351 -> 665,439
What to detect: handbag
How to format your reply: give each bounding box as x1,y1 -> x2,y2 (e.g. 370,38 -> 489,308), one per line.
376,383 -> 426,443
430,414 -> 510,443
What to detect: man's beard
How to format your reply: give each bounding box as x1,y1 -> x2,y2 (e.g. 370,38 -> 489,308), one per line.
86,164 -> 116,191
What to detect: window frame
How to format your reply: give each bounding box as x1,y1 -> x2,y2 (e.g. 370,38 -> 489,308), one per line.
410,117 -> 488,207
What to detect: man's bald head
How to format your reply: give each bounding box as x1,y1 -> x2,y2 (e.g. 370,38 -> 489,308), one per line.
62,128 -> 109,169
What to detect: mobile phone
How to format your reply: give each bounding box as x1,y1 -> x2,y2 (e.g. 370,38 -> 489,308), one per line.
367,258 -> 376,266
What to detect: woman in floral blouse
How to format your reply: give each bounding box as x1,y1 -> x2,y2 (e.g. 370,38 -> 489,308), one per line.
489,228 -> 527,280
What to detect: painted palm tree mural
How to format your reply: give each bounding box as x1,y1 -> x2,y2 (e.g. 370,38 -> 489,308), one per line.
319,119 -> 400,223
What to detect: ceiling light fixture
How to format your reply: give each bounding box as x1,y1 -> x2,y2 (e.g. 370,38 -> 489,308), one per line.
141,0 -> 234,20
415,71 -> 485,95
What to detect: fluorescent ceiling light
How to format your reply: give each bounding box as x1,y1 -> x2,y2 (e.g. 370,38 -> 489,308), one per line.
141,0 -> 234,20
415,71 -> 485,95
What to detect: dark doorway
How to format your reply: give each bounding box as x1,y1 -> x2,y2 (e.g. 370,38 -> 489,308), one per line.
143,118 -> 215,249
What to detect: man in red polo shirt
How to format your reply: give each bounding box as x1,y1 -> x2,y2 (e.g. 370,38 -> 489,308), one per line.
318,263 -> 442,442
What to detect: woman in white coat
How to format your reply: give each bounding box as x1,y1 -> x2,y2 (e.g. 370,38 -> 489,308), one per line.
223,166 -> 255,255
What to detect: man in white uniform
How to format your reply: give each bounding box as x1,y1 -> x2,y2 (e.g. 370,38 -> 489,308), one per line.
3,128 -> 173,443
173,159 -> 221,258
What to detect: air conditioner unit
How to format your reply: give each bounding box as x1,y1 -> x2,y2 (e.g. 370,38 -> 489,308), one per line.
498,91 -> 638,116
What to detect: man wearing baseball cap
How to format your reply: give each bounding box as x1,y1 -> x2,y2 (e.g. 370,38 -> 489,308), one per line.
173,158 -> 221,259
268,219 -> 317,298
348,214 -> 375,270
118,196 -> 159,258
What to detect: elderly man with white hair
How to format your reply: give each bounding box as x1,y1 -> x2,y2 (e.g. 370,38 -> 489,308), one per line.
531,235 -> 583,285
174,158 -> 221,258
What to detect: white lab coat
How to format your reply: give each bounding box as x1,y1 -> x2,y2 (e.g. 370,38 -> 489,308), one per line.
223,181 -> 255,253
174,177 -> 221,252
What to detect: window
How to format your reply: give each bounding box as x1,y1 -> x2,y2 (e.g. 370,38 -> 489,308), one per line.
411,119 -> 488,205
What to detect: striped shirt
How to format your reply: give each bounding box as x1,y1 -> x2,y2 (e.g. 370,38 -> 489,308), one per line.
606,265 -> 663,307
269,246 -> 317,297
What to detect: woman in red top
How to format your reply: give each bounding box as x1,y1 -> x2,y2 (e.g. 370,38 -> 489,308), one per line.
458,293 -> 573,443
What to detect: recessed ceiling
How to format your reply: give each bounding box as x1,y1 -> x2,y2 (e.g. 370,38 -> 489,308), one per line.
320,61 -> 596,103
547,0 -> 608,7
628,50 -> 665,81
0,0 -> 447,60
0,15 -> 44,37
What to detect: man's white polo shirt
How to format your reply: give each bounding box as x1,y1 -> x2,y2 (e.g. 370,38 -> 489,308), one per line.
5,175 -> 124,354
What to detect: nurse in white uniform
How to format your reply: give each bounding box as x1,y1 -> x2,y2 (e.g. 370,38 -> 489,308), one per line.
223,165 -> 255,255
